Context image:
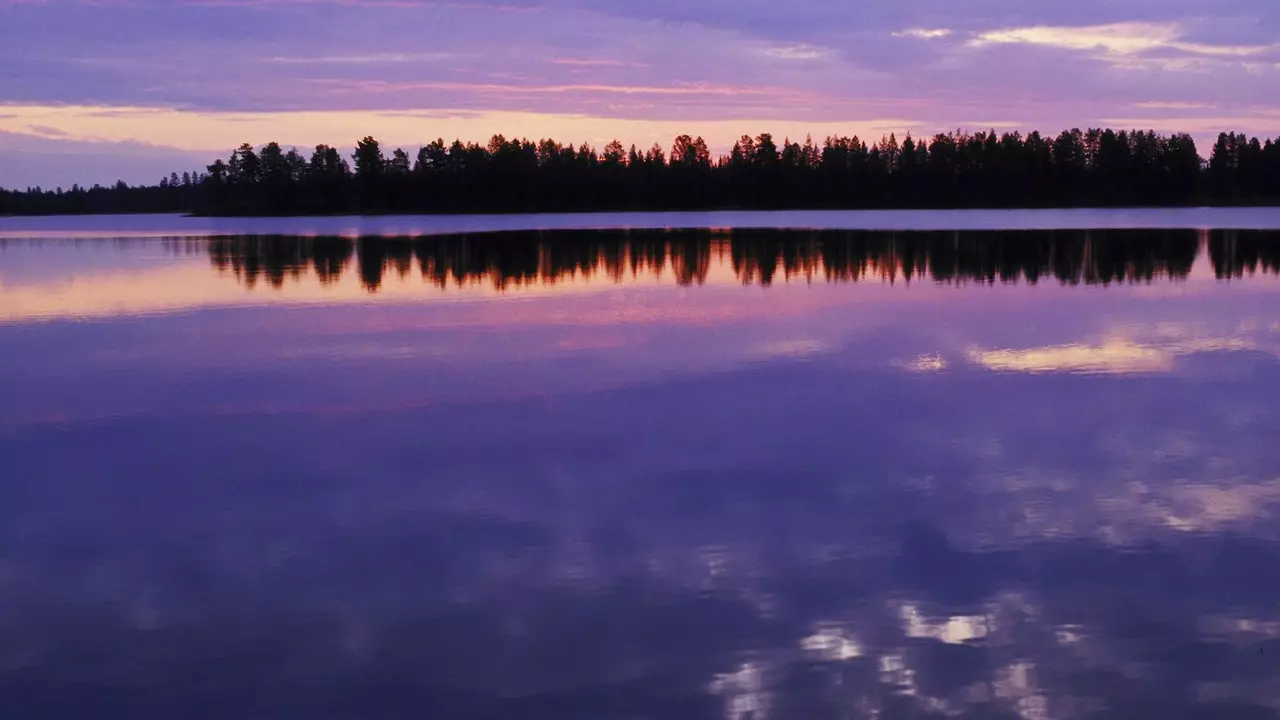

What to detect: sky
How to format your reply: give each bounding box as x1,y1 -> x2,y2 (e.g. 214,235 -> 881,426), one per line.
1,0 -> 1278,189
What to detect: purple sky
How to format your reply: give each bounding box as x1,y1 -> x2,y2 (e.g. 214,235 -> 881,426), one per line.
1,0 -> 1278,189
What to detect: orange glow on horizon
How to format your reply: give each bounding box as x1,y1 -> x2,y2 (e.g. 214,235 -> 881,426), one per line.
0,105 -> 925,158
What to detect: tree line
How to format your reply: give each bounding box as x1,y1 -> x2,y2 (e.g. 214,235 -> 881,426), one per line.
3,129 -> 1279,216
205,228 -> 1280,292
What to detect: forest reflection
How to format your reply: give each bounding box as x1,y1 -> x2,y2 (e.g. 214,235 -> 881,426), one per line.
205,229 -> 1280,293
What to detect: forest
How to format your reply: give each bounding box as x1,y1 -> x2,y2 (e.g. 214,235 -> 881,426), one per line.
2,129 -> 1279,216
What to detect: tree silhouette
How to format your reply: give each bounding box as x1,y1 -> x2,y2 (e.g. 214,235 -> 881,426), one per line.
6,127 -> 1280,216
352,136 -> 385,211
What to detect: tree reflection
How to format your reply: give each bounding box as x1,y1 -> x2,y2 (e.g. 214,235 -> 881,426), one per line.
210,235 -> 352,289
1208,230 -> 1280,279
200,228 -> 1257,293
312,236 -> 354,285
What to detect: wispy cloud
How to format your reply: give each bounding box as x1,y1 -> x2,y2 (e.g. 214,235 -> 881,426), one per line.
893,28 -> 952,40
970,22 -> 1277,59
0,103 -> 926,157
1099,114 -> 1280,135
1134,101 -> 1218,110
759,43 -> 829,61
265,52 -> 472,64
26,124 -> 68,137
550,58 -> 650,68
305,78 -> 814,98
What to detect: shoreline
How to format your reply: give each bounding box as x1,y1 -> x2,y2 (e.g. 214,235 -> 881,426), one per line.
7,207 -> 1280,240
7,200 -> 1280,221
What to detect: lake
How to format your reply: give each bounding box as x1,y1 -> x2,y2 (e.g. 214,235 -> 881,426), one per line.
2,210 -> 1280,719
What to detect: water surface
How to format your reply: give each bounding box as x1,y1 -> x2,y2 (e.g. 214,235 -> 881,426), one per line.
2,213 -> 1280,719
7,206 -> 1280,239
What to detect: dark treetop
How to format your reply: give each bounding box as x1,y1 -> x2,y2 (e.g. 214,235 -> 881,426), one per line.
2,129 -> 1279,216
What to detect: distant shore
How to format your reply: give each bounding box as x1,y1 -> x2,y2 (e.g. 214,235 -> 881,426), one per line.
5,199 -> 1280,221
3,128 -> 1278,218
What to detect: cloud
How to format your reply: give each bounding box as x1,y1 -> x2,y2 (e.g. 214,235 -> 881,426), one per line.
26,124 -> 68,137
969,22 -> 1278,60
1134,101 -> 1218,110
264,52 -> 473,64
0,130 -> 212,189
893,28 -> 952,39
971,22 -> 1180,54
1099,115 -> 1280,136
550,58 -> 650,68
758,43 -> 830,61
306,78 -> 801,98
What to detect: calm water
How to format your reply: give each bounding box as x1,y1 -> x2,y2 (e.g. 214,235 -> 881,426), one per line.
3,211 -> 1280,719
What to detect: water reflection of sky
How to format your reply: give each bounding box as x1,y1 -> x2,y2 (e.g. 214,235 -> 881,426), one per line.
2,229 -> 1280,718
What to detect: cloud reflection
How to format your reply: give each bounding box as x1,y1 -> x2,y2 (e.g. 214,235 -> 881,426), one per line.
968,340 -> 1171,374
2,244 -> 1280,717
